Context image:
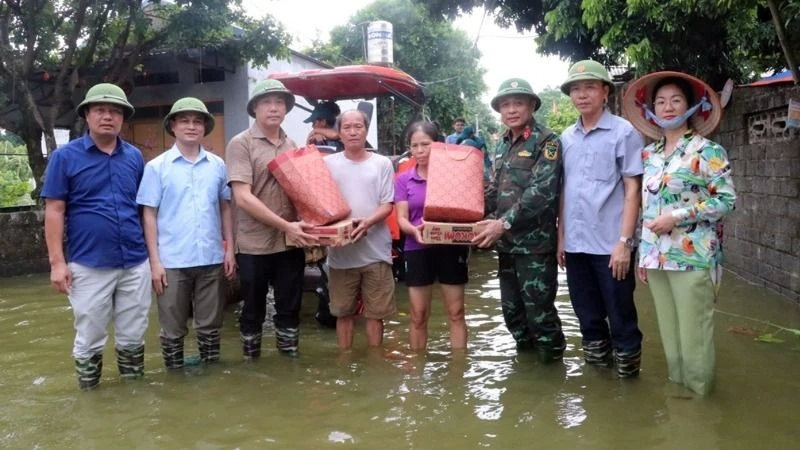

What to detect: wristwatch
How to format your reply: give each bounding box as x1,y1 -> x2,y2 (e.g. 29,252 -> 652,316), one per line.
502,218 -> 512,230
619,236 -> 634,250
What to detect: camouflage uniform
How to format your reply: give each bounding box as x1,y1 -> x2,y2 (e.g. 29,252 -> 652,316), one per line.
485,120 -> 566,361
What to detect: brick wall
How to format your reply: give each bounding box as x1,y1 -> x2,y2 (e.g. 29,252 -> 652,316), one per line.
0,209 -> 48,277
714,84 -> 800,302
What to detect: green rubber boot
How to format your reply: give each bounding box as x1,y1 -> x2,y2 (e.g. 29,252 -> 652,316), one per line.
116,345 -> 145,379
75,353 -> 103,391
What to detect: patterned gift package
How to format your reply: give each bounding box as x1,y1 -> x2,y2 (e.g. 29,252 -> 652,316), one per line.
267,145 -> 351,226
423,142 -> 485,222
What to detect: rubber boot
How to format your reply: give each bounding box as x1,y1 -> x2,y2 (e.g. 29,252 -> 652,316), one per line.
198,330 -> 221,364
116,345 -> 145,379
583,339 -> 613,368
160,336 -> 184,370
275,327 -> 299,356
241,332 -> 262,360
616,349 -> 642,378
536,346 -> 565,365
515,339 -> 536,352
75,353 -> 103,391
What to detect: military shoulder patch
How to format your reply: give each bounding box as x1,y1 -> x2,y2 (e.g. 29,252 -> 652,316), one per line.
543,140 -> 559,161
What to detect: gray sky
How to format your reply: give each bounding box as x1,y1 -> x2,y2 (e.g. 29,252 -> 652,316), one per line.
243,0 -> 569,101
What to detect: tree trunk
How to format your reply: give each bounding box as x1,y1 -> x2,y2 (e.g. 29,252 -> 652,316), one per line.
767,0 -> 800,84
21,124 -> 45,203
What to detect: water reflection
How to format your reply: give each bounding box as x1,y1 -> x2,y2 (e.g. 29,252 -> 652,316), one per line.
555,392 -> 587,429
1,253 -> 799,448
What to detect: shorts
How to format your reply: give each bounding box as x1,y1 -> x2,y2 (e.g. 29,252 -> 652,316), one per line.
404,245 -> 469,287
328,262 -> 396,319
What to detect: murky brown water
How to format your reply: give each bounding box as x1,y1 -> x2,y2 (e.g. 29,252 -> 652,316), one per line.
1,251 -> 799,449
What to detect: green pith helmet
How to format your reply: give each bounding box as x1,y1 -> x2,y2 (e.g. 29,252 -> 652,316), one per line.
560,59 -> 614,95
75,83 -> 135,119
163,97 -> 215,136
247,79 -> 295,117
490,78 -> 542,112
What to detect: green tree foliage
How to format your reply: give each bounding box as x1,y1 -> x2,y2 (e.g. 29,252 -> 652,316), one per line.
546,97 -> 580,135
0,0 -> 291,198
533,87 -> 578,134
535,87 -> 564,127
463,96 -> 499,135
0,141 -> 34,207
306,0 -> 487,153
415,0 -> 800,88
0,130 -> 24,146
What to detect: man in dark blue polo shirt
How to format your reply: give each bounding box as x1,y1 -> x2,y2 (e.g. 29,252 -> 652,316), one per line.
42,83 -> 151,391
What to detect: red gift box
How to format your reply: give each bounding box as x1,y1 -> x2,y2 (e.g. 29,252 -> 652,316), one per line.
267,145 -> 351,226
423,143 -> 485,222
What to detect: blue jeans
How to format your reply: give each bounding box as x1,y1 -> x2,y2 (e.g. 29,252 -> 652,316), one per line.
565,252 -> 642,353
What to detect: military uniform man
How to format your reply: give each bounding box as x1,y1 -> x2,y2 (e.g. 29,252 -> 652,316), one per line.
473,78 -> 566,363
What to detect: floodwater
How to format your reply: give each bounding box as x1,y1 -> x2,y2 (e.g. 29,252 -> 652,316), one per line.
1,251 -> 799,449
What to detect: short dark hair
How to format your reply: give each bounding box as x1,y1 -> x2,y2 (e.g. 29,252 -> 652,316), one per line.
453,117 -> 465,125
406,121 -> 439,144
336,109 -> 370,131
651,76 -> 695,107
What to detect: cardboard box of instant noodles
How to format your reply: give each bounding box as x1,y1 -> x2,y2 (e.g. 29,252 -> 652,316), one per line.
285,219 -> 354,247
421,222 -> 485,245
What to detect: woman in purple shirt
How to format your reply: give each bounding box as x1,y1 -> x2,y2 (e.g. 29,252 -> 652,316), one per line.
395,121 -> 469,352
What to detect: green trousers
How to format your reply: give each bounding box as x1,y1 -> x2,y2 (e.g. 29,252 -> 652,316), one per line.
498,252 -> 565,354
646,269 -> 716,395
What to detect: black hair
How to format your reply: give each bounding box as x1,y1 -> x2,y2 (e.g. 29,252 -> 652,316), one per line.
406,121 -> 439,144
651,76 -> 695,107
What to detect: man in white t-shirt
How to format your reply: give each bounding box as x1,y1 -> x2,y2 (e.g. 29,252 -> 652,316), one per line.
324,110 -> 396,349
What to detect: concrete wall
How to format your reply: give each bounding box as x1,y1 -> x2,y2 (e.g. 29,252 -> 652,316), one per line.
0,209 -> 47,277
714,84 -> 800,302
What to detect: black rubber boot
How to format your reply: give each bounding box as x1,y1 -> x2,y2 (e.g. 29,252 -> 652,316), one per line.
616,350 -> 642,378
583,339 -> 613,368
241,332 -> 262,360
198,330 -> 221,364
160,336 -> 184,370
275,327 -> 299,356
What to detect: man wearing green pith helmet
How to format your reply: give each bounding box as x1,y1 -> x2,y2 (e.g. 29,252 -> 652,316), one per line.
41,83 -> 151,390
137,97 -> 236,370
225,79 -> 318,359
472,78 -> 566,363
558,60 -> 645,378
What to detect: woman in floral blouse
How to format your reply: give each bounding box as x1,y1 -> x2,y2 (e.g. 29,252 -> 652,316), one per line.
623,71 -> 736,395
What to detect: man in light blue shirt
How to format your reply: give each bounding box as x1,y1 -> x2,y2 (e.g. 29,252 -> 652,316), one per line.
558,60 -> 644,378
445,117 -> 465,144
137,97 -> 235,370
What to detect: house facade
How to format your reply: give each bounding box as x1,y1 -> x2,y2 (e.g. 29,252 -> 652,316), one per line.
122,48 -> 377,162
